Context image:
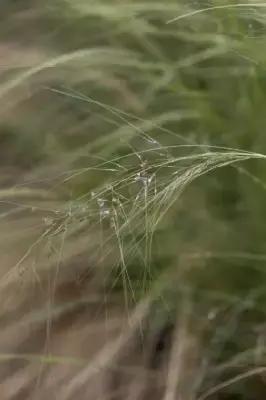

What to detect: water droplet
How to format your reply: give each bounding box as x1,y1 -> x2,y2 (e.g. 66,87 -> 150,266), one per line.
134,172 -> 141,182
44,218 -> 53,226
98,198 -> 105,209
148,137 -> 159,145
148,175 -> 154,184
134,171 -> 153,186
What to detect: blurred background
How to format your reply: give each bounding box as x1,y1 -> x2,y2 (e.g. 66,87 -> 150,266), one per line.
1,1 -> 266,399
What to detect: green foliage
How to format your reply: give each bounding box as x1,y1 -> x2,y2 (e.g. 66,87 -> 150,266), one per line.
2,0 -> 266,398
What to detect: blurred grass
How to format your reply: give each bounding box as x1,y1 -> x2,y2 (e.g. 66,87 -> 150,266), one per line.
1,0 -> 266,398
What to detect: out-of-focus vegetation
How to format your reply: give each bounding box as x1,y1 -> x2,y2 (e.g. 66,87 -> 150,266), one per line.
2,1 -> 266,399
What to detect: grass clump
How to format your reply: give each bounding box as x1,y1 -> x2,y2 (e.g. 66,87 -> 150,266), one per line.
1,1 -> 266,399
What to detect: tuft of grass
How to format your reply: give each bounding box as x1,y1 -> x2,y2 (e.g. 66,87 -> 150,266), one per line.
2,0 -> 266,399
